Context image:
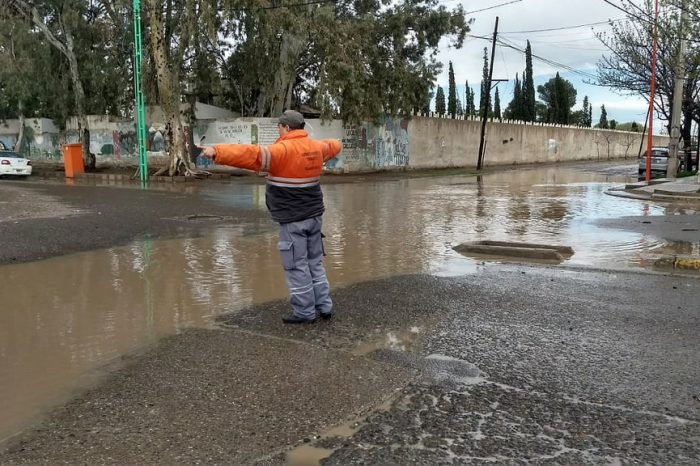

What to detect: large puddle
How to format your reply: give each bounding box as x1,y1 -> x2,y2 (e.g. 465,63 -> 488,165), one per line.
1,163 -> 698,442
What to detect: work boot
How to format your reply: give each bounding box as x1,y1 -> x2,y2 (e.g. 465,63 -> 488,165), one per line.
282,313 -> 317,324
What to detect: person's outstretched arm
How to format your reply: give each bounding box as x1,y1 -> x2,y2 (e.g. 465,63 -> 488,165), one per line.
201,144 -> 286,173
321,140 -> 342,162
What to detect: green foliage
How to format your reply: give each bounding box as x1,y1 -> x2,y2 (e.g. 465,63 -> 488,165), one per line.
272,0 -> 469,122
435,86 -> 446,116
494,87 -> 501,120
1,0 -> 134,122
448,61 -> 457,118
599,104 -> 609,129
581,96 -> 592,127
464,80 -> 475,116
1,0 -> 469,127
571,96 -> 593,127
522,40 -> 536,122
537,72 -> 577,124
479,47 -> 490,116
504,73 -> 523,120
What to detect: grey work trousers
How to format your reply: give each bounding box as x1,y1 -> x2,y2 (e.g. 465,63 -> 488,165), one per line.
277,216 -> 332,319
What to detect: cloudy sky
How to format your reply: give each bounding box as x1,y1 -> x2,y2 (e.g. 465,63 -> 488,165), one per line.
434,0 -> 654,128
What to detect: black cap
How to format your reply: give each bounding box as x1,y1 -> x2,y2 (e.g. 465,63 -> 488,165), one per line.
278,110 -> 305,129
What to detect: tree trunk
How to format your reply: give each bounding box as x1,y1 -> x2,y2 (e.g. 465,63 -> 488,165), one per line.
681,109 -> 692,148
64,22 -> 95,170
269,32 -> 305,116
147,0 -> 197,176
15,102 -> 26,155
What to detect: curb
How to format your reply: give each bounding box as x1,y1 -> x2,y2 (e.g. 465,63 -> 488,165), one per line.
605,189 -> 651,201
654,256 -> 700,270
654,189 -> 700,198
31,171 -> 235,183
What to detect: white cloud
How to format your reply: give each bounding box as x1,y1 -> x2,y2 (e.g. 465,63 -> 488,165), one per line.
434,0 -> 651,123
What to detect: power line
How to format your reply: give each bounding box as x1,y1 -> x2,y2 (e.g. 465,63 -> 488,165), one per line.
502,38 -> 599,80
601,0 -> 652,25
500,19 -> 623,34
465,0 -> 523,15
468,33 -> 598,81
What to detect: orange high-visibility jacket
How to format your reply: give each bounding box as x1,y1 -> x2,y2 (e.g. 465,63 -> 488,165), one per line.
213,130 -> 342,223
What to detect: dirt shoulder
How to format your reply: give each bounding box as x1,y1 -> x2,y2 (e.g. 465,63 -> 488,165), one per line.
0,180 -> 268,266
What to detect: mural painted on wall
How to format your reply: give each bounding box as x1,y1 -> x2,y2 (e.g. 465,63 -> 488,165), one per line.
191,119 -> 281,167
86,126 -> 139,160
374,118 -> 409,168
328,117 -> 410,171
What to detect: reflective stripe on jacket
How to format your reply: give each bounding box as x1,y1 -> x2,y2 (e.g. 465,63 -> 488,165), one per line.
213,130 -> 342,223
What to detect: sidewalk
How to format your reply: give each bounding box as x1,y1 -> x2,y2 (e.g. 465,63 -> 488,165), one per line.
603,175 -> 700,271
607,175 -> 700,201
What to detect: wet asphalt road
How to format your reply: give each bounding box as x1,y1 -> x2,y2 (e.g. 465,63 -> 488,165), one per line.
2,269 -> 698,464
1,164 -> 699,464
0,179 -> 269,265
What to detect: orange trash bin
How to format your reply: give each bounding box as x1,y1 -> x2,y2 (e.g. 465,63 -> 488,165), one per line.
63,143 -> 85,178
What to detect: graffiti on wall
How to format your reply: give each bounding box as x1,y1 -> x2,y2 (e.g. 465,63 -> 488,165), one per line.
1,115 -> 410,170
328,117 -> 409,171
87,127 -> 139,160
374,118 -> 409,168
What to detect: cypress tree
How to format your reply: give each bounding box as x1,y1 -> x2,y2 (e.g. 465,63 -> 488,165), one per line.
512,73 -> 523,120
523,40 -> 536,121
465,81 -> 475,116
581,96 -> 590,127
479,48 -> 490,117
494,87 -> 502,120
448,62 -> 457,118
599,104 -> 608,129
436,86 -> 446,116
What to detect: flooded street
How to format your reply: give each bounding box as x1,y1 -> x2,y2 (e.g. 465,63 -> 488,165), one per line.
1,163 -> 698,442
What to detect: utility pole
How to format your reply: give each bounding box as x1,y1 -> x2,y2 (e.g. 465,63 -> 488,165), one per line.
477,17 -> 499,171
645,0 -> 660,181
667,2 -> 685,178
133,0 -> 148,185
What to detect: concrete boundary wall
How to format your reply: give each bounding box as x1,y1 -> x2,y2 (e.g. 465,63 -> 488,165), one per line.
407,116 -> 670,170
0,115 -> 670,172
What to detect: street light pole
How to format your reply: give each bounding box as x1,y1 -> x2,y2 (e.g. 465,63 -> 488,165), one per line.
133,0 -> 148,184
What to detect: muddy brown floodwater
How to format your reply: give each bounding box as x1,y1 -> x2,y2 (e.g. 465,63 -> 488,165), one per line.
1,163 -> 698,442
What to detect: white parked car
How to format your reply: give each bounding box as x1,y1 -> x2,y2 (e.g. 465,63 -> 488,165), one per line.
638,147 -> 677,178
0,151 -> 32,178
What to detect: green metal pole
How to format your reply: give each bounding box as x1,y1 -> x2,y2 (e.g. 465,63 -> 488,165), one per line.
133,0 -> 148,184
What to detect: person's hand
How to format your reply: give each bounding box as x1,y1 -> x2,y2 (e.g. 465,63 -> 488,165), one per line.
201,146 -> 216,159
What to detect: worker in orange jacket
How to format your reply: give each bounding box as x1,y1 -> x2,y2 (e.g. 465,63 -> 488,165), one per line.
202,110 -> 342,324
